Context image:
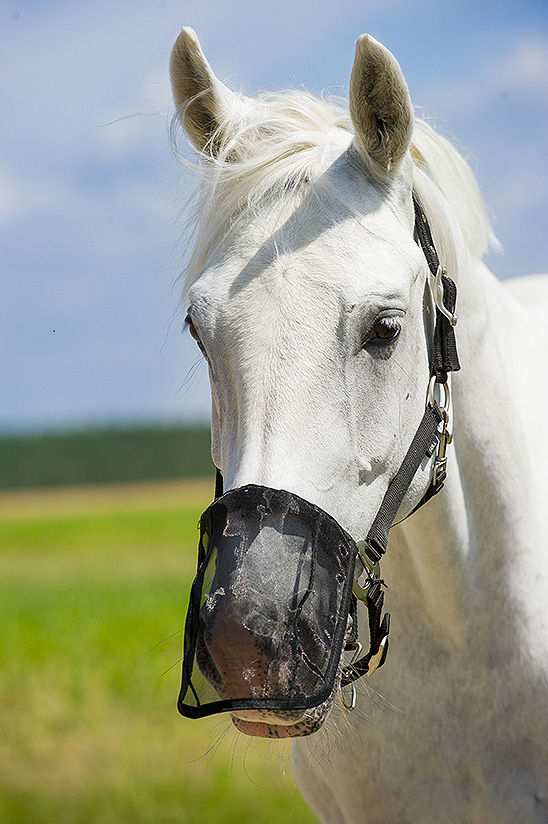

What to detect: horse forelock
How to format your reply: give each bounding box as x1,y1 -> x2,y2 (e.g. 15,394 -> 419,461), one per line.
177,89 -> 497,295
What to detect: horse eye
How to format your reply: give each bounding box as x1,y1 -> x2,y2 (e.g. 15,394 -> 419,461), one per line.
367,318 -> 401,345
185,313 -> 205,351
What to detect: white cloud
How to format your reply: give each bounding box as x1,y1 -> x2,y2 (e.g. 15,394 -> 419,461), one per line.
0,165 -> 77,225
489,35 -> 548,102
0,167 -> 26,224
423,32 -> 548,119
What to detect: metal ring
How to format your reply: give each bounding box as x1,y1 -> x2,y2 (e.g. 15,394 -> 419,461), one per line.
428,375 -> 450,412
340,682 -> 357,712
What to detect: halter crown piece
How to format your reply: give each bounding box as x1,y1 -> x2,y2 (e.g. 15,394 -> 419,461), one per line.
177,193 -> 460,721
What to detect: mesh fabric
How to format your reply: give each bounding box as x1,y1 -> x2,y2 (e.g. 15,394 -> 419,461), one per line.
178,485 -> 357,719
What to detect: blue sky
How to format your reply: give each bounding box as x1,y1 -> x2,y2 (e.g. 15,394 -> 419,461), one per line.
1,0 -> 547,432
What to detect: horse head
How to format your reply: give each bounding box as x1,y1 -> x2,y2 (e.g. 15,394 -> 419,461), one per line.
171,29 -> 449,738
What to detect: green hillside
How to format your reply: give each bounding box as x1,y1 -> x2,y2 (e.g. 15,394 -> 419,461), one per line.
0,482 -> 317,824
0,425 -> 214,489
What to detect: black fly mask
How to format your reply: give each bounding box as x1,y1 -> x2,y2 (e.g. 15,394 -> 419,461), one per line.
178,484 -> 358,719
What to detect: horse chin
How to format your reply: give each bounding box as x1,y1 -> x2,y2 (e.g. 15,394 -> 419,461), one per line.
230,704 -> 330,738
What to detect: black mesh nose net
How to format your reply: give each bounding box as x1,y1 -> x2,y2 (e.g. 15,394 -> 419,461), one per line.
178,485 -> 357,719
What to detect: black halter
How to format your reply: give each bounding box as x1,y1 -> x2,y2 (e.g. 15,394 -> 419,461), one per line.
361,192 -> 460,560
206,191 -> 460,690
339,192 -> 460,685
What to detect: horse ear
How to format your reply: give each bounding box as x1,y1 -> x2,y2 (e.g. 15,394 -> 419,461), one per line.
349,35 -> 413,178
170,27 -> 243,154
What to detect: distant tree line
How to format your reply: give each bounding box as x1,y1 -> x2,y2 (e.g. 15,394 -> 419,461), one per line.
0,424 -> 214,489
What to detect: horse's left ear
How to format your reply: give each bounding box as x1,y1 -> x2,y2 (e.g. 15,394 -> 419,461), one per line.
349,35 -> 413,178
170,27 -> 246,154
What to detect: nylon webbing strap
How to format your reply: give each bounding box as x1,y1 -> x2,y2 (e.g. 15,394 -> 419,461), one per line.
357,197 -> 460,563
362,401 -> 444,564
432,275 -> 460,381
342,194 -> 462,682
412,190 -> 439,276
412,191 -> 460,381
214,467 -> 224,499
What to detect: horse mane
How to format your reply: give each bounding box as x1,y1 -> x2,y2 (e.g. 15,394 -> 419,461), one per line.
178,90 -> 497,293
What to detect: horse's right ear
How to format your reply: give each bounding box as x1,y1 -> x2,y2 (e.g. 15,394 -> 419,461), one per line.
170,27 -> 244,154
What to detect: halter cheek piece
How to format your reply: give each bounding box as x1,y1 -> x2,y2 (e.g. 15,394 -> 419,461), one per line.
177,193 -> 460,720
340,192 -> 460,689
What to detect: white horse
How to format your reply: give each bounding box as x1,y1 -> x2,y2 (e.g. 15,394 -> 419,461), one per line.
170,28 -> 548,823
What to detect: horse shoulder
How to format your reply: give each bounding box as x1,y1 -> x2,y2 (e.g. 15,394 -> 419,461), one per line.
480,268 -> 548,474
502,272 -> 548,337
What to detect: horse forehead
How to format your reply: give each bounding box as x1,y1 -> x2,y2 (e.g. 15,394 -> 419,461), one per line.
194,207 -> 418,319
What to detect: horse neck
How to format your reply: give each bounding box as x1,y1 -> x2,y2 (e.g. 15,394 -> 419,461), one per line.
388,261 -> 539,656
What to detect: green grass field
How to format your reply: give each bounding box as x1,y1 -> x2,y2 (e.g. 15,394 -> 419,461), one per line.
0,480 -> 318,824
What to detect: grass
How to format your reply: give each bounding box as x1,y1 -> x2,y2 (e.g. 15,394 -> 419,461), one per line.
0,480 -> 318,824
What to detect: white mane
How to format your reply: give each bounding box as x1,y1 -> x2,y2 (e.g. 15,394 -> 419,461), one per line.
178,90 -> 497,293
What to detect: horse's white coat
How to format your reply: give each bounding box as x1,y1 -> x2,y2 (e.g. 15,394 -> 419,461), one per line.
171,28 -> 548,823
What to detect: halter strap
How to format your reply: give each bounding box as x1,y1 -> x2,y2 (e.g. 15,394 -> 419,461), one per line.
341,192 -> 461,686
359,192 -> 460,566
412,191 -> 460,381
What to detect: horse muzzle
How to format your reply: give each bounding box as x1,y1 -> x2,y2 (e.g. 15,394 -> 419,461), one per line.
178,484 -> 358,731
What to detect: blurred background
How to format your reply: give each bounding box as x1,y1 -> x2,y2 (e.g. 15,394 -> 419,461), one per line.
0,1 -> 546,822
1,0 -> 547,440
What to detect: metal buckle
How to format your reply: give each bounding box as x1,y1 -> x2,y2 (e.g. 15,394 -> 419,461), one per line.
340,643 -> 363,711
433,266 -> 458,327
366,634 -> 389,677
428,376 -> 453,487
432,420 -> 452,487
353,541 -> 381,605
